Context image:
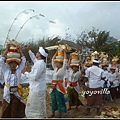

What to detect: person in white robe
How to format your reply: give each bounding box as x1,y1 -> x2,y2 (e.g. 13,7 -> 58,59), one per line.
82,59 -> 105,116
24,45 -> 48,118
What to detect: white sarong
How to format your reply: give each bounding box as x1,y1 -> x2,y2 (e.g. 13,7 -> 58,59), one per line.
25,90 -> 46,118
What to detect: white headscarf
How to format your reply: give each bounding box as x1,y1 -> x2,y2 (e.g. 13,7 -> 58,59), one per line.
39,47 -> 48,57
93,59 -> 100,63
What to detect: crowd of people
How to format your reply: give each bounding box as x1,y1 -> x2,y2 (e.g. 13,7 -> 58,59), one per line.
0,41 -> 120,118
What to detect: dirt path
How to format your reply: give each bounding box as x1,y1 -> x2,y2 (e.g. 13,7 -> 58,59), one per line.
46,86 -> 120,118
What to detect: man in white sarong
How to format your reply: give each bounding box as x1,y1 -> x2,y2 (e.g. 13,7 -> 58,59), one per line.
24,45 -> 48,118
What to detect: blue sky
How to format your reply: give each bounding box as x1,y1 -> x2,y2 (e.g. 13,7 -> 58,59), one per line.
0,1 -> 120,46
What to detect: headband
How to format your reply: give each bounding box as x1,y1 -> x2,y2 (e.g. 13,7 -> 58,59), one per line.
93,59 -> 100,63
39,47 -> 48,57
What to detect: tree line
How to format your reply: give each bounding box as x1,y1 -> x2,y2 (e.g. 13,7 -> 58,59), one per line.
1,27 -> 120,64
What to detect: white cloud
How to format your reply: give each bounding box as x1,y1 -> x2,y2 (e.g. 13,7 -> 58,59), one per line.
0,1 -> 120,47
45,19 -> 68,39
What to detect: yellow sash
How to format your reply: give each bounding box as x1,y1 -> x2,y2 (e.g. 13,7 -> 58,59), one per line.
5,84 -> 26,96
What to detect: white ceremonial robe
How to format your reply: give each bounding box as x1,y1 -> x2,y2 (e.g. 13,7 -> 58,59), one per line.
85,65 -> 105,88
24,50 -> 46,118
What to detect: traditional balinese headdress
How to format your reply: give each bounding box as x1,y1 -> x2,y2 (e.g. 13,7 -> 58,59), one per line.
84,56 -> 92,67
6,39 -> 21,64
70,51 -> 80,66
54,45 -> 66,62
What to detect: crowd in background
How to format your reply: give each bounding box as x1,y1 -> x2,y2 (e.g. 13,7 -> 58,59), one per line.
0,42 -> 120,118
